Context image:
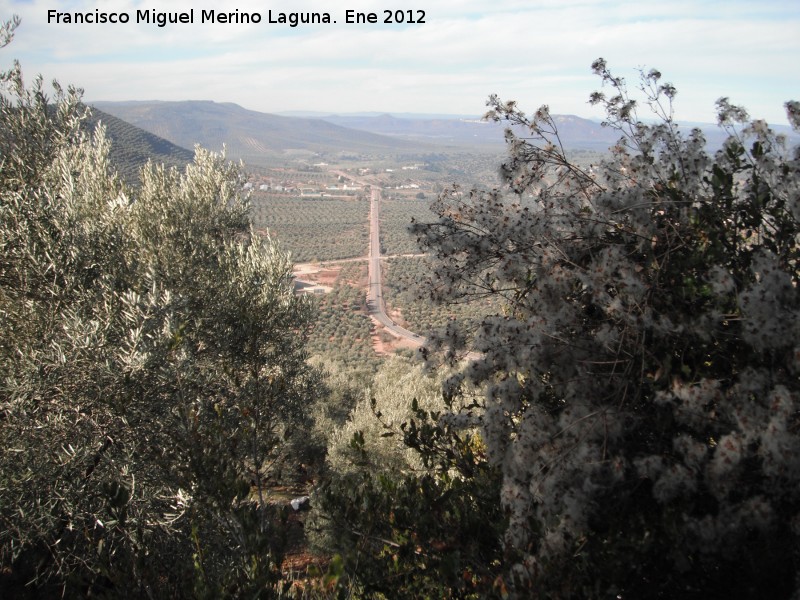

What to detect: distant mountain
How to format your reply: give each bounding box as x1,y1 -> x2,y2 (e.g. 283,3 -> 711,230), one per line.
91,101 -> 424,164
674,121 -> 799,149
319,113 -> 800,152
279,110 -> 479,120
320,113 -> 621,150
85,107 -> 194,185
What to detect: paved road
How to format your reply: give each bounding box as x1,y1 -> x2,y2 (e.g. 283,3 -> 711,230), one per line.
366,187 -> 425,348
329,170 -> 480,361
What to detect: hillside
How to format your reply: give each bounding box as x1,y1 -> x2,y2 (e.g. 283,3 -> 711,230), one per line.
91,101 -> 424,165
320,113 -> 621,150
85,107 -> 195,185
320,113 -> 800,151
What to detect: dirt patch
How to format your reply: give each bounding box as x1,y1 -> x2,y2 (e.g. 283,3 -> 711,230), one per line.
370,322 -> 421,356
293,264 -> 341,282
315,269 -> 340,286
387,307 -> 405,325
292,263 -> 368,288
281,551 -> 332,599
371,324 -> 389,355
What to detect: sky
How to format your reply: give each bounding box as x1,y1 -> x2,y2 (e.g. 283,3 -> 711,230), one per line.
1,0 -> 798,125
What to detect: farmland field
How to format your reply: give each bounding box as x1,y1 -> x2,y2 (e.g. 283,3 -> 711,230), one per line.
379,198 -> 436,255
250,194 -> 370,261
250,155 -> 511,364
382,256 -> 503,340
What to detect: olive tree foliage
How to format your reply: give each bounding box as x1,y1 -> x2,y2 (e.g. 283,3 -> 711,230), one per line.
412,60 -> 800,597
322,357 -> 456,477
0,27 -> 316,596
309,357 -> 505,599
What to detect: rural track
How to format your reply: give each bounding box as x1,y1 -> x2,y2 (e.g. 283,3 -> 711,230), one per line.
366,186 -> 425,348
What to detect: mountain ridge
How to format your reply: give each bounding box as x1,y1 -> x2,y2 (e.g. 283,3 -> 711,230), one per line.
319,112 -> 620,149
91,100 -> 426,165
91,101 -> 799,165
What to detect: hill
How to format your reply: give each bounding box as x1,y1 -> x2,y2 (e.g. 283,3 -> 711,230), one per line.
85,107 -> 194,185
320,113 -> 800,151
91,101 -> 424,165
319,113 -> 621,150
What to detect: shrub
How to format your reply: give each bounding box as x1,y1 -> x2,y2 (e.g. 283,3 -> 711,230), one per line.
1,37 -> 315,597
409,60 -> 800,598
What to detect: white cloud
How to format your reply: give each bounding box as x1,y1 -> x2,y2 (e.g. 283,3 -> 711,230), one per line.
1,0 -> 797,123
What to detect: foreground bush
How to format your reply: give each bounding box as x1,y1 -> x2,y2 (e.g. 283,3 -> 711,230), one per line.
316,61 -> 800,599
1,24 -> 316,596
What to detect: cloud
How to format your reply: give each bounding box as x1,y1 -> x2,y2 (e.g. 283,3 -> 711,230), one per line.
2,0 -> 797,123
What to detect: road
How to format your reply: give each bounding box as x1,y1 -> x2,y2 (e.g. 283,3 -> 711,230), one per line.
365,187 -> 425,348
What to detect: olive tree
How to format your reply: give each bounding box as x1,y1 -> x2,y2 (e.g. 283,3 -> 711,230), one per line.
0,35 -> 315,596
309,357 -> 504,599
411,61 -> 800,598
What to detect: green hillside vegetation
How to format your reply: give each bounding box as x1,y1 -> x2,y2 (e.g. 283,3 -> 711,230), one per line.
84,106 -> 194,185
1,48 -> 318,596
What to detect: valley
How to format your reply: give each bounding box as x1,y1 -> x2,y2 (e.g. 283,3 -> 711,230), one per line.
86,101 -> 604,368
246,153 -> 510,366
